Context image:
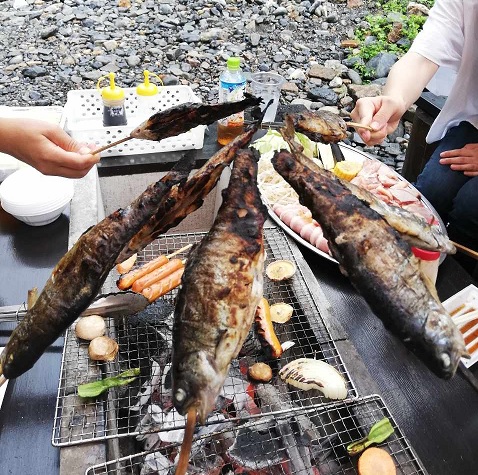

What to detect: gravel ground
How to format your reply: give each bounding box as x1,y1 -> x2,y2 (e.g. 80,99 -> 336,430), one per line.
0,0 -> 411,170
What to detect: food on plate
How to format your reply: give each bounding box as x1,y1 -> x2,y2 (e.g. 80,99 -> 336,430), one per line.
117,246 -> 190,290
266,259 -> 296,281
270,302 -> 294,323
279,357 -> 348,400
117,123 -> 262,263
288,109 -> 348,143
116,253 -> 137,274
78,368 -> 140,398
172,148 -> 267,475
333,160 -> 363,181
347,418 -> 395,456
74,315 -> 106,341
255,297 -> 283,358
131,258 -> 185,293
248,362 -> 273,382
88,336 -> 119,361
271,135 -> 468,379
141,266 -> 185,303
357,447 -> 396,475
130,93 -> 261,142
0,154 -> 195,382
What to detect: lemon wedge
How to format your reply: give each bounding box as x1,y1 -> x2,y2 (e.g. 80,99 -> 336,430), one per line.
333,161 -> 363,181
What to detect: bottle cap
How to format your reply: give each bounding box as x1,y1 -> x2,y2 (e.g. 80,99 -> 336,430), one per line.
227,57 -> 241,70
136,70 -> 161,97
97,72 -> 125,101
411,247 -> 440,261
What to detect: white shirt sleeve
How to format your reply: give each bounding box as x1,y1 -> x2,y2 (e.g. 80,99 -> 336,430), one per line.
410,0 -> 464,71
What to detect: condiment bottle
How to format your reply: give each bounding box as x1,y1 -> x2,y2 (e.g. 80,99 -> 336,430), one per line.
135,70 -> 163,122
412,247 -> 440,284
97,72 -> 127,127
217,56 -> 246,146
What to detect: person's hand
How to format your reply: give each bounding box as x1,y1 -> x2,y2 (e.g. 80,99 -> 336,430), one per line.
0,118 -> 99,178
350,95 -> 407,146
439,144 -> 478,177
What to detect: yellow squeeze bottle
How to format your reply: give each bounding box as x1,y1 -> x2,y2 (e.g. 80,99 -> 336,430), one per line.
97,72 -> 127,127
135,70 -> 163,121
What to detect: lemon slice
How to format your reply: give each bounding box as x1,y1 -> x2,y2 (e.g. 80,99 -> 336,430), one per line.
333,161 -> 363,181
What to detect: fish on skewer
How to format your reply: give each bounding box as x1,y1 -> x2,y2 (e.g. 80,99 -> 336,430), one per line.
280,115 -> 455,254
172,148 -> 267,474
271,143 -> 468,379
287,109 -> 348,143
116,122 -> 261,263
0,156 -> 196,383
92,94 -> 262,155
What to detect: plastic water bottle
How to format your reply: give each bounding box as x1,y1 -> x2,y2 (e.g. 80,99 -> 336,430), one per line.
217,57 -> 246,145
97,72 -> 127,127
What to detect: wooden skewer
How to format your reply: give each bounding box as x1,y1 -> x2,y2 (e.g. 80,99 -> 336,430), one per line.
0,375 -> 6,387
90,136 -> 133,155
451,241 -> 478,261
346,121 -> 375,132
167,243 -> 193,259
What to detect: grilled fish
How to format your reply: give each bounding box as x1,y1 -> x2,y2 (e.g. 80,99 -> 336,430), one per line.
287,109 -> 348,143
0,156 -> 195,381
172,147 -> 267,423
271,147 -> 468,379
117,123 -> 261,263
280,115 -> 455,254
130,93 -> 261,142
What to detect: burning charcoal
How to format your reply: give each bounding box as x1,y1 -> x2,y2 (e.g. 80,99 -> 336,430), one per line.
227,425 -> 283,470
128,299 -> 175,328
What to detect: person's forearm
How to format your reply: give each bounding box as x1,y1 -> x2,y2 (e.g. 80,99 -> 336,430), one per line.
382,51 -> 439,112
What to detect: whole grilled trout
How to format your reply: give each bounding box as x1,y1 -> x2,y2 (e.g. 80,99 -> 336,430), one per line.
117,124 -> 260,263
172,148 -> 267,423
0,156 -> 195,381
272,149 -> 468,379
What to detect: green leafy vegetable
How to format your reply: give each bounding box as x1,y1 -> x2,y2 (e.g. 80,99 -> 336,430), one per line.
78,368 -> 140,398
347,417 -> 395,455
251,129 -> 316,159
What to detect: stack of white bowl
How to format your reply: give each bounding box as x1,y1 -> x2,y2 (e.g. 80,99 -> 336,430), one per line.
0,167 -> 74,226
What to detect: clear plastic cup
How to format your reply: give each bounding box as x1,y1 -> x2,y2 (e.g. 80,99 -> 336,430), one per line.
250,72 -> 285,123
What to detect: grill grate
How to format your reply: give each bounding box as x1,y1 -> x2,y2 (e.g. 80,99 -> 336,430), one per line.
52,228 -> 356,447
85,395 -> 427,475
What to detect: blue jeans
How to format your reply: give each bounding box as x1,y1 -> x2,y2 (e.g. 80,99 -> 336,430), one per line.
415,121 -> 478,251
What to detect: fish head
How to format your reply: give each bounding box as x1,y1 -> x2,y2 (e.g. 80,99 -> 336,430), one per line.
172,350 -> 224,424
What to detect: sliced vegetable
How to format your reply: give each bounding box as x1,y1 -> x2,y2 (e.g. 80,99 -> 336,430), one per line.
357,447 -> 396,475
248,362 -> 273,383
255,297 -> 283,358
333,161 -> 363,181
266,260 -> 296,281
317,143 -> 335,170
250,129 -> 289,156
295,132 -> 316,159
88,336 -> 119,361
116,253 -> 137,274
131,258 -> 185,293
75,315 -> 106,341
78,368 -> 140,398
347,418 -> 395,456
279,357 -> 347,400
270,302 -> 294,323
141,267 -> 185,302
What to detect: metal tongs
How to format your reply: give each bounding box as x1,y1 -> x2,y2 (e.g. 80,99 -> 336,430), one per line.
0,291 -> 150,323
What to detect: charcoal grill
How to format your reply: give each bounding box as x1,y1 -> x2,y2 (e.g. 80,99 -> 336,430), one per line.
85,395 -> 428,475
52,227 -> 357,447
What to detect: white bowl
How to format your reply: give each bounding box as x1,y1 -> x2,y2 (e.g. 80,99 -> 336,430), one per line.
0,167 -> 74,226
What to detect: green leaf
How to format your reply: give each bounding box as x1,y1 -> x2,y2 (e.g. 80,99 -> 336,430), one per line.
346,417 -> 395,456
78,368 -> 141,398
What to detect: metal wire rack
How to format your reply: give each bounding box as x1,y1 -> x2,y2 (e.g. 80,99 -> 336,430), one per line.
52,227 -> 357,447
85,394 -> 428,475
